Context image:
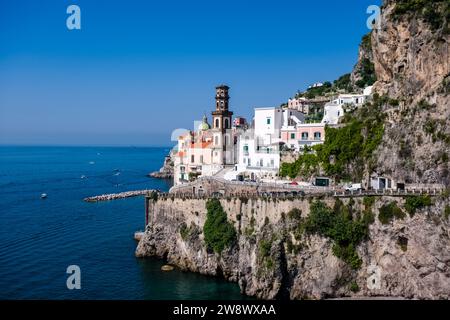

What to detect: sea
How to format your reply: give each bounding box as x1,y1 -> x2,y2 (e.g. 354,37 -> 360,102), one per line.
0,146 -> 246,300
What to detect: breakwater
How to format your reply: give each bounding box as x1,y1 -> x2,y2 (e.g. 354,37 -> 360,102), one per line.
84,190 -> 157,202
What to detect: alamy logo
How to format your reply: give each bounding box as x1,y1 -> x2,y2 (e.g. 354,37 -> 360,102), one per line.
367,5 -> 382,30
66,5 -> 81,30
66,265 -> 81,290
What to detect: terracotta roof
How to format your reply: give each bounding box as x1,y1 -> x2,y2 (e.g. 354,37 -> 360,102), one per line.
191,141 -> 212,149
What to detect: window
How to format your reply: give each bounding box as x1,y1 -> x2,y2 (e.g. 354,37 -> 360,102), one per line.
266,118 -> 271,125
290,133 -> 295,139
224,118 -> 229,129
214,136 -> 219,145
200,155 -> 203,163
215,118 -> 220,128
314,132 -> 321,140
191,155 -> 195,163
301,132 -> 309,140
259,159 -> 263,167
270,159 -> 274,167
224,135 -> 228,145
243,145 -> 249,155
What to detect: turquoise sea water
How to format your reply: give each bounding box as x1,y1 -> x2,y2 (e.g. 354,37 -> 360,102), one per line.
0,146 -> 245,299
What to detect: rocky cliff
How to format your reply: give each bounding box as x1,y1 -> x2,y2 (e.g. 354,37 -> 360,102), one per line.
149,151 -> 174,180
136,195 -> 450,299
369,0 -> 450,185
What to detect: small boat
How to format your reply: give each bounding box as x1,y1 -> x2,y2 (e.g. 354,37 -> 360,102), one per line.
113,172 -> 121,176
81,175 -> 87,179
89,161 -> 95,165
41,193 -> 47,199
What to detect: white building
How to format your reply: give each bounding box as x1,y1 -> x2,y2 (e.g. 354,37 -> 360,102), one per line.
321,88 -> 372,125
225,107 -> 314,180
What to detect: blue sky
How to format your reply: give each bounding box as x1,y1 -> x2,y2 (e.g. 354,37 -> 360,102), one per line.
0,0 -> 381,146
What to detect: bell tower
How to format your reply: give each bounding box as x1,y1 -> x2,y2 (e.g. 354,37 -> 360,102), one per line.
212,85 -> 233,132
211,85 -> 234,165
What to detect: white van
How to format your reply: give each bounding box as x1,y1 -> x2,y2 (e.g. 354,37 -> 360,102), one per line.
345,183 -> 362,191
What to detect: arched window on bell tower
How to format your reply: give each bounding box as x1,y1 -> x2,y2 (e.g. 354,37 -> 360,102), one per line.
224,118 -> 229,129
215,118 -> 220,129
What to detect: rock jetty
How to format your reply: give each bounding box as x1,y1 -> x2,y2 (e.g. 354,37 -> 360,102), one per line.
84,190 -> 157,202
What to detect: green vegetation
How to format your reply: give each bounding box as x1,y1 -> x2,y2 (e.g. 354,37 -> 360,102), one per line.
349,281 -> 360,293
334,73 -> 353,92
404,195 -> 432,217
258,237 -> 276,270
203,199 -> 237,253
188,172 -> 201,181
378,202 -> 406,224
301,201 -> 372,269
316,101 -> 385,181
281,98 -> 385,181
393,0 -> 449,32
287,208 -> 302,220
244,216 -> 256,237
361,33 -> 372,51
355,58 -> 376,89
302,82 -> 333,99
280,153 -> 320,179
179,222 -> 198,241
444,205 -> 450,220
149,191 -> 158,202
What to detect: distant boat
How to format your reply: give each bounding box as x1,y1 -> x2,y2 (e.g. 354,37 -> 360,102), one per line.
89,161 -> 95,165
41,193 -> 47,199
114,172 -> 121,176
81,175 -> 87,179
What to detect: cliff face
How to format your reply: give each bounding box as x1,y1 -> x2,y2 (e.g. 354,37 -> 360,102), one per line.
136,196 -> 450,299
369,0 -> 450,185
372,0 -> 449,102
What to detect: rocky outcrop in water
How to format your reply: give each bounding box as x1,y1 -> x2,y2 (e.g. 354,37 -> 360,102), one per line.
149,152 -> 174,180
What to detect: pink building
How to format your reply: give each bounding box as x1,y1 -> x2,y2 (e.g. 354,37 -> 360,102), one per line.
281,123 -> 325,151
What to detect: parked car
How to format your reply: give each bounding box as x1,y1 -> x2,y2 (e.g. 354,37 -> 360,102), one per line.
345,183 -> 362,191
290,181 -> 298,185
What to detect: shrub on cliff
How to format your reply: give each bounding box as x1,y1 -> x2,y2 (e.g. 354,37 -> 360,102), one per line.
378,202 -> 406,224
404,195 -> 432,217
203,199 -> 237,254
302,201 -> 370,269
